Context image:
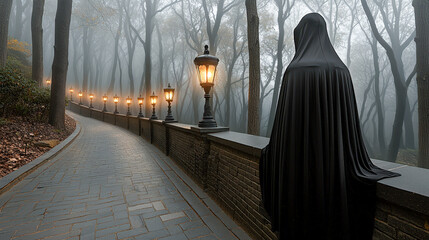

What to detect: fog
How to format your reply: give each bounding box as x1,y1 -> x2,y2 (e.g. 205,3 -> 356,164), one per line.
8,0 -> 417,160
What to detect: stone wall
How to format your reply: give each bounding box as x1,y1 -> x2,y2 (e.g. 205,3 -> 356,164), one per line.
69,101 -> 429,240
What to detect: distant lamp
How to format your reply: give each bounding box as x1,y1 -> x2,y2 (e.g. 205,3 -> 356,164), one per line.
194,45 -> 219,127
102,94 -> 108,112
150,92 -> 158,120
89,93 -> 94,108
69,88 -> 74,101
164,83 -> 175,121
138,95 -> 144,118
78,91 -> 83,105
46,79 -> 51,87
126,96 -> 132,116
113,95 -> 119,114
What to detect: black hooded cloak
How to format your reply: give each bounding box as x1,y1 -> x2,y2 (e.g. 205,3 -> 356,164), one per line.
260,13 -> 400,240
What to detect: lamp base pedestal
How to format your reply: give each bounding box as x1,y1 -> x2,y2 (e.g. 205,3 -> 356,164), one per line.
198,118 -> 217,128
150,115 -> 158,120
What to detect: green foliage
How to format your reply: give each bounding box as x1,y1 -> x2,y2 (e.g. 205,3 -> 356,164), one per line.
0,65 -> 50,122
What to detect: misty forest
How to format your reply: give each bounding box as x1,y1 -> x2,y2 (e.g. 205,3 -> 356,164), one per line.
1,0 -> 428,167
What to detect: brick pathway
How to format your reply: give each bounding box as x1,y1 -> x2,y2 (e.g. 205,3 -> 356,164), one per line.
0,112 -> 250,240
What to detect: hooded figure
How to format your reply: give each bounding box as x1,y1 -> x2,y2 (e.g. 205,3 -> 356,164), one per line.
260,13 -> 400,240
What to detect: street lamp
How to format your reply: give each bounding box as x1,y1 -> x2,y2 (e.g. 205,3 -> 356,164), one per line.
69,88 -> 74,101
194,45 -> 219,127
164,83 -> 175,121
138,95 -> 144,117
126,96 -> 132,116
102,94 -> 108,112
150,92 -> 158,120
46,79 -> 51,87
113,95 -> 119,114
78,91 -> 83,105
89,93 -> 94,108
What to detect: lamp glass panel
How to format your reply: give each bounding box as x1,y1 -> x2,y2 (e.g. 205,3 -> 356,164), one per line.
198,65 -> 207,84
208,65 -> 216,84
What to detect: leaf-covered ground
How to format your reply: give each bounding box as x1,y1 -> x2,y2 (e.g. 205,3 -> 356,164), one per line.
0,115 -> 76,178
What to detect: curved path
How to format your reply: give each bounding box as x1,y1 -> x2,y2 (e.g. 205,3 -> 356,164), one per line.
0,112 -> 251,240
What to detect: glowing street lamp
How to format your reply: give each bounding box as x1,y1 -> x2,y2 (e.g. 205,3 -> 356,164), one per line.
89,93 -> 94,108
78,91 -> 83,105
194,45 -> 219,127
102,94 -> 108,112
164,83 -> 175,121
69,88 -> 74,101
46,79 -> 51,87
113,95 -> 119,114
150,92 -> 158,120
126,96 -> 132,116
138,95 -> 144,118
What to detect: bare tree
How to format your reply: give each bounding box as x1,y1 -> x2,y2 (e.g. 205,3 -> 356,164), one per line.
49,0 -> 73,129
361,0 -> 416,161
0,0 -> 13,67
267,0 -> 295,134
32,0 -> 45,87
246,0 -> 260,135
413,0 -> 429,168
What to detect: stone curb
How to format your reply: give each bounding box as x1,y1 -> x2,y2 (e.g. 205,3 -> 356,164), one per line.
0,115 -> 82,196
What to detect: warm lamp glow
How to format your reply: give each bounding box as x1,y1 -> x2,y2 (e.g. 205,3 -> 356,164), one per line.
103,95 -> 108,102
69,88 -> 74,93
126,97 -> 132,105
164,83 -> 175,102
89,94 -> 94,99
150,92 -> 158,105
46,79 -> 51,85
78,91 -> 83,97
113,95 -> 119,103
138,95 -> 144,105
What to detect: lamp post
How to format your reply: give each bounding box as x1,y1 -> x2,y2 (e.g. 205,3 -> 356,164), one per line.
150,92 -> 158,120
113,95 -> 119,114
138,95 -> 144,117
89,93 -> 94,108
78,91 -> 83,105
69,88 -> 74,101
46,79 -> 51,87
194,45 -> 219,127
164,83 -> 175,121
126,96 -> 132,116
102,94 -> 108,112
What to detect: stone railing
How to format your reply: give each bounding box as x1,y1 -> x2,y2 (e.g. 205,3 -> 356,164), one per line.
69,102 -> 429,240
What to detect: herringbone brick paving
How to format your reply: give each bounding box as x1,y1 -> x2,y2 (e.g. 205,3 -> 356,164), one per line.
0,112 -> 249,240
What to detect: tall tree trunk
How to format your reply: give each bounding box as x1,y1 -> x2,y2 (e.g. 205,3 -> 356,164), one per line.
413,0 -> 429,168
49,0 -> 73,129
82,26 -> 90,95
370,36 -> 386,157
32,0 -> 45,87
107,3 -> 123,95
144,7 -> 154,117
14,0 -> 24,40
0,0 -> 13,67
246,0 -> 260,135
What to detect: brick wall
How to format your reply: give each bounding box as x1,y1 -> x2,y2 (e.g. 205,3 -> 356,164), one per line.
104,113 -> 115,125
141,118 -> 151,142
152,121 -> 166,154
168,125 -> 209,188
128,116 -> 140,136
115,114 -> 128,129
91,109 -> 103,121
207,141 -> 277,240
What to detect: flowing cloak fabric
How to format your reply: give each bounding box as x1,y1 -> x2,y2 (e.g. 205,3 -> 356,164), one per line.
260,13 -> 400,240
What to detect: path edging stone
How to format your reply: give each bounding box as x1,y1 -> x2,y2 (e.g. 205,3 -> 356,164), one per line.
0,115 -> 81,195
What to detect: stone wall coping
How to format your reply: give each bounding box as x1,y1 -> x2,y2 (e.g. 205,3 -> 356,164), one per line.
141,117 -> 151,121
151,119 -> 165,125
91,109 -> 102,113
373,159 -> 429,216
208,131 -> 269,158
165,122 -> 228,135
115,113 -> 127,117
